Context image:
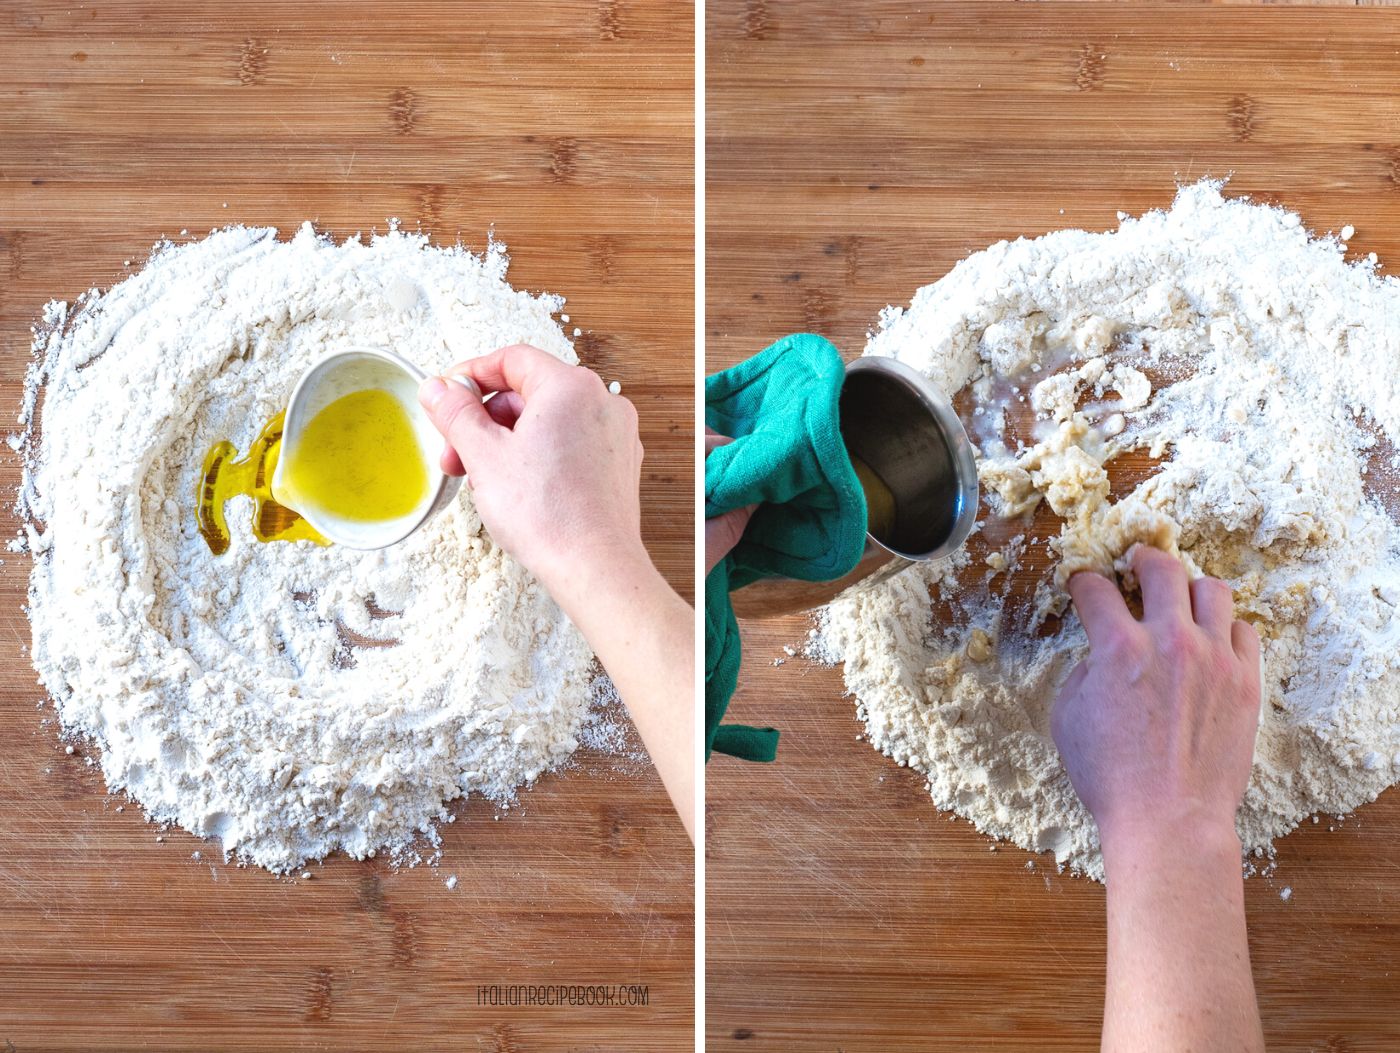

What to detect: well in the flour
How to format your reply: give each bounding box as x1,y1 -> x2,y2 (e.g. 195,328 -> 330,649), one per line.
819,180 -> 1400,881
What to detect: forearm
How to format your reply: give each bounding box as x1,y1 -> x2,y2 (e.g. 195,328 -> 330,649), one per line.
544,541 -> 696,841
1101,820 -> 1263,1053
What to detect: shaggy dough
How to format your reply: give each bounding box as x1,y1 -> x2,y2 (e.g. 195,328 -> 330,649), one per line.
981,408 -> 1191,612
825,182 -> 1400,881
1028,352 -> 1150,423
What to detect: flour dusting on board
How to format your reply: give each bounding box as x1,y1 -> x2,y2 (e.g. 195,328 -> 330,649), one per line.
817,182 -> 1400,880
20,223 -> 604,873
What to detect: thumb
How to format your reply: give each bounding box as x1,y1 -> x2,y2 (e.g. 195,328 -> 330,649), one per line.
705,504 -> 755,575
1059,659 -> 1090,699
418,375 -> 495,476
1050,659 -> 1091,748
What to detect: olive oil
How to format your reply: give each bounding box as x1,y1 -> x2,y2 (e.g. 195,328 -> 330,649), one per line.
851,454 -> 898,543
276,388 -> 429,525
196,411 -> 327,556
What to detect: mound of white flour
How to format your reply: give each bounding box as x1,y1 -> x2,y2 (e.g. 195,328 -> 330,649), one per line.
21,224 -> 594,872
820,182 -> 1400,879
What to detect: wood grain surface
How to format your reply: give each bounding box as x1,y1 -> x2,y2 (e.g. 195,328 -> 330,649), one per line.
0,3 -> 694,1050
706,3 -> 1400,1051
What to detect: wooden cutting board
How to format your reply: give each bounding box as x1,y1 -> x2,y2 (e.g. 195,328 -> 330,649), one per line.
707,3 -> 1400,1051
0,3 -> 694,1050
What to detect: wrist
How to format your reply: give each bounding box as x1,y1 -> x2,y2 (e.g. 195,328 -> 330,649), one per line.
1099,804 -> 1242,875
534,534 -> 659,616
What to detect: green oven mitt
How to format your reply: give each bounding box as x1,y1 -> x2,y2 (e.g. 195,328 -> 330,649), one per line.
704,333 -> 868,762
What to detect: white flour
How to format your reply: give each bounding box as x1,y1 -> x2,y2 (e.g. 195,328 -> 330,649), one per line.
820,182 -> 1400,880
21,224 -> 596,873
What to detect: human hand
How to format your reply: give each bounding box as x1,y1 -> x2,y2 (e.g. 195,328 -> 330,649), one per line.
418,344 -> 646,599
704,429 -> 754,575
1051,545 -> 1262,855
421,344 -> 693,840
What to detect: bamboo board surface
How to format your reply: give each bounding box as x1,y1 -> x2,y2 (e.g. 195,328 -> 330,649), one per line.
0,3 -> 693,1050
706,4 -> 1400,1051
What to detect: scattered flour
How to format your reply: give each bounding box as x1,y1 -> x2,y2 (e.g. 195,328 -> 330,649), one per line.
820,182 -> 1400,880
22,223 -> 599,873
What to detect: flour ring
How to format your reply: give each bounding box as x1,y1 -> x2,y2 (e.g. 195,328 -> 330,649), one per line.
23,223 -> 595,873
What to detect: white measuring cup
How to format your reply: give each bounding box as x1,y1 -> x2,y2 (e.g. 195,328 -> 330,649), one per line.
273,346 -> 475,549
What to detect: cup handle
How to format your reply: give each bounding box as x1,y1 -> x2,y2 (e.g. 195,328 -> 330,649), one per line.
447,374 -> 483,400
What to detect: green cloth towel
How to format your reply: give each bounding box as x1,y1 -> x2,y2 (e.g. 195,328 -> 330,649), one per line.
704,333 -> 868,762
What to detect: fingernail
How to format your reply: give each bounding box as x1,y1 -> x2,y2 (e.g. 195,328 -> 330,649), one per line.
419,376 -> 448,410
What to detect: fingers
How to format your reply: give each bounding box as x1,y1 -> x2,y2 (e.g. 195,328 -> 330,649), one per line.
445,343 -> 574,399
440,445 -> 465,477
484,390 -> 525,429
704,432 -> 748,574
705,430 -> 733,455
1231,619 -> 1263,719
418,375 -> 498,476
1189,575 -> 1235,636
1231,618 -> 1260,667
705,505 -> 755,574
1067,572 -> 1133,647
1133,544 -> 1191,623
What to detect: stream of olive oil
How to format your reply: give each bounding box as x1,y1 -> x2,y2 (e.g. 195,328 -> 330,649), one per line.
196,411 -> 327,556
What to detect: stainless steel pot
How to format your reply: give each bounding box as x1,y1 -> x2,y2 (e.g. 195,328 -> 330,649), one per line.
730,355 -> 979,619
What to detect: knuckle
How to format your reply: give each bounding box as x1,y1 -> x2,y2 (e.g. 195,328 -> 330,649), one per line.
1099,624 -> 1147,662
574,366 -> 607,395
1163,622 -> 1201,657
717,513 -> 744,550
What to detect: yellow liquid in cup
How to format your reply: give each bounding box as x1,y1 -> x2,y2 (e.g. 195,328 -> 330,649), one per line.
275,388 -> 429,525
850,454 -> 897,543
